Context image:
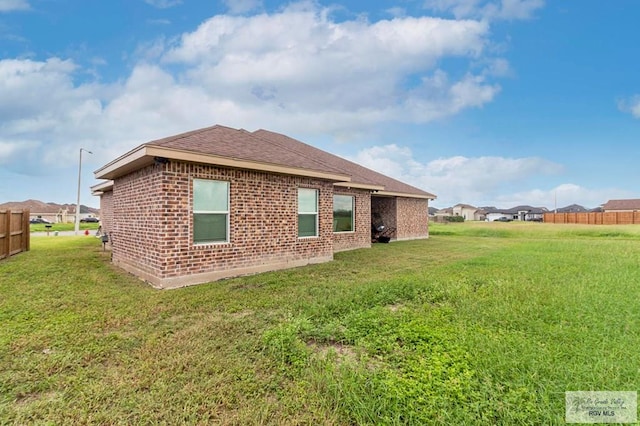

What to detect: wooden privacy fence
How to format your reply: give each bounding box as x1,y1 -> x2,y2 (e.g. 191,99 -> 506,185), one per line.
544,211 -> 640,225
0,210 -> 30,260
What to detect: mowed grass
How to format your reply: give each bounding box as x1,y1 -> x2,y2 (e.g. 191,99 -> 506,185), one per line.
30,222 -> 100,233
1,223 -> 640,424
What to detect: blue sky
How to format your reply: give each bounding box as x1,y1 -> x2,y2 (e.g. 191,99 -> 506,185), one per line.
1,0 -> 639,209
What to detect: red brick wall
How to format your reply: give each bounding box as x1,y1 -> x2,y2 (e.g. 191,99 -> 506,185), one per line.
99,190 -> 113,235
372,196 -> 397,239
111,164 -> 167,280
332,187 -> 371,252
110,161 -> 335,287
396,197 -> 429,240
371,196 -> 429,241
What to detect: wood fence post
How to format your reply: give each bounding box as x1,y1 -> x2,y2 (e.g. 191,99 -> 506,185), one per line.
23,209 -> 30,252
3,210 -> 10,259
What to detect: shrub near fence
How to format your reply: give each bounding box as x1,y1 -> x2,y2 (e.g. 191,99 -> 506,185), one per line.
544,211 -> 640,225
0,210 -> 30,260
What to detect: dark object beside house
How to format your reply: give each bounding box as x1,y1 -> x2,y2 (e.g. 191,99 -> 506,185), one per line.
371,212 -> 394,243
101,234 -> 109,251
30,217 -> 51,224
80,217 -> 100,223
495,217 -> 512,222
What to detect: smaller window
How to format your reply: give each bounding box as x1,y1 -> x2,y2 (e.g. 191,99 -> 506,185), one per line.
333,195 -> 354,232
298,188 -> 318,237
193,179 -> 229,244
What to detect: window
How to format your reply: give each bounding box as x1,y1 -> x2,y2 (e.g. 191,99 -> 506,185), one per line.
333,195 -> 354,232
193,179 -> 229,244
298,188 -> 318,237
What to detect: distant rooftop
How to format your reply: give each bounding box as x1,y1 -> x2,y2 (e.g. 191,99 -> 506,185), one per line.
602,199 -> 640,211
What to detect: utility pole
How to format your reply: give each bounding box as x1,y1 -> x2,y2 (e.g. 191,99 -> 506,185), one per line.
75,148 -> 93,235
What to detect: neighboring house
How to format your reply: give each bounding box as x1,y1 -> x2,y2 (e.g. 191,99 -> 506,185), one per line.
452,204 -> 486,221
602,199 -> 640,212
0,200 -> 98,223
433,207 -> 453,222
556,204 -> 588,213
435,207 -> 453,216
92,125 -> 436,289
485,205 -> 548,221
0,200 -> 58,223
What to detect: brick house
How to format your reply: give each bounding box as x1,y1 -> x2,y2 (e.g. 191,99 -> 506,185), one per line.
602,199 -> 640,212
92,125 -> 435,289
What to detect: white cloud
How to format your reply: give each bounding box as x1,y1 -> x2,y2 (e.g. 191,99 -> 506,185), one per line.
482,57 -> 511,77
0,0 -> 30,12
143,0 -> 181,9
499,184 -> 636,210
386,7 -> 407,18
423,0 -> 544,21
350,144 -> 565,207
165,9 -> 488,65
0,141 -> 25,161
160,5 -> 497,133
617,95 -> 640,119
222,0 -> 262,15
0,3 -> 509,175
0,60 -> 108,172
350,145 -> 634,209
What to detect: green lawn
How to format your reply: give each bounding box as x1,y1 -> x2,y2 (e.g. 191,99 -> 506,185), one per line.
30,222 -> 100,233
1,223 -> 639,424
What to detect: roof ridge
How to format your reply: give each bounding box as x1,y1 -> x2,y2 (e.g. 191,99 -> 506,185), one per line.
253,129 -> 434,197
148,124 -> 229,146
251,130 -> 347,175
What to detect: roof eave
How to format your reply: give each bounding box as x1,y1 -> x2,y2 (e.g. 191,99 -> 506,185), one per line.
334,181 -> 385,191
94,145 -> 352,183
375,190 -> 436,200
94,146 -> 152,180
91,180 -> 114,196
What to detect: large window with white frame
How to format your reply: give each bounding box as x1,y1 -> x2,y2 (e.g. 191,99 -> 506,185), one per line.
193,179 -> 229,244
298,188 -> 318,237
333,194 -> 354,232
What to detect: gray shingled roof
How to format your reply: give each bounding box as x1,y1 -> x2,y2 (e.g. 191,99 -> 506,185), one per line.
485,205 -> 548,214
556,204 -> 588,213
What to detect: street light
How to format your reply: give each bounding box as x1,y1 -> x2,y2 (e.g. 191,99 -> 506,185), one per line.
75,148 -> 93,235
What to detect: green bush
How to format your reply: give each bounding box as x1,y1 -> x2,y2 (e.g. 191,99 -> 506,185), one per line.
445,215 -> 465,222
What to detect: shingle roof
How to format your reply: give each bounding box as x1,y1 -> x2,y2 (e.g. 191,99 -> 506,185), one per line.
149,125 -> 347,178
253,129 -> 435,198
96,125 -> 435,199
556,204 -> 588,213
436,207 -> 453,214
602,199 -> 640,211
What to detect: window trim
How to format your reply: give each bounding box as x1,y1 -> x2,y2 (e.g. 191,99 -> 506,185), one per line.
333,194 -> 355,233
193,178 -> 230,245
298,188 -> 319,238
